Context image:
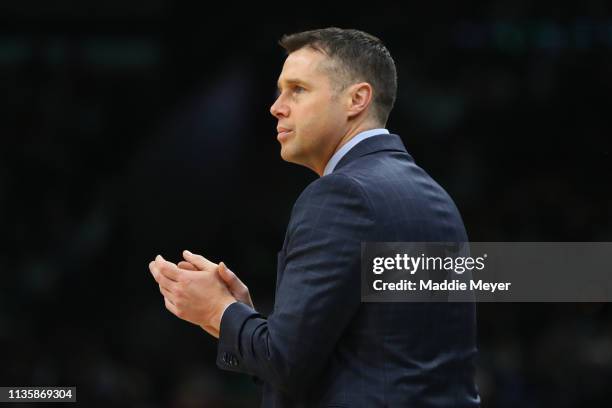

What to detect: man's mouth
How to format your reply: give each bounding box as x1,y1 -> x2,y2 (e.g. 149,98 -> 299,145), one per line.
277,129 -> 293,141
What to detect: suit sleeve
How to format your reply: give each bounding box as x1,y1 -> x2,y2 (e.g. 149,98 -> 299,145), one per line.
216,173 -> 373,395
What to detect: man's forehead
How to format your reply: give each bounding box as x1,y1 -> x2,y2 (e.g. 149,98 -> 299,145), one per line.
276,49 -> 328,87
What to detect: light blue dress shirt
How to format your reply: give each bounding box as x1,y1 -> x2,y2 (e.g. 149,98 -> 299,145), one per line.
322,128 -> 389,176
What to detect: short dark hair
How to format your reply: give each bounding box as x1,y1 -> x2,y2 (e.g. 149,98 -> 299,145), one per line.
279,27 -> 397,125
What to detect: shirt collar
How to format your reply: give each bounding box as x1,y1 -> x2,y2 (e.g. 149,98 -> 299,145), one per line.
323,128 -> 389,176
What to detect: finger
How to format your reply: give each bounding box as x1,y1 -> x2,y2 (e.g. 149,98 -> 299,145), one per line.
160,254 -> 177,267
148,261 -> 158,279
219,262 -> 247,292
178,261 -> 198,271
164,297 -> 179,316
157,272 -> 177,294
154,254 -> 177,267
149,262 -> 172,284
218,262 -> 238,286
159,284 -> 174,299
156,255 -> 181,281
182,250 -> 216,270
219,262 -> 254,308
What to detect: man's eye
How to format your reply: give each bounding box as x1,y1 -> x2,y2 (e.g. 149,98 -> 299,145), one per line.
293,86 -> 305,93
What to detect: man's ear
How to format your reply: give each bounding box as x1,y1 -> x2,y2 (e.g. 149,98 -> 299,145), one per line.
346,82 -> 373,119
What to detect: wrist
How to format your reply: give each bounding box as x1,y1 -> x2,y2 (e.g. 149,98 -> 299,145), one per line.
214,297 -> 237,329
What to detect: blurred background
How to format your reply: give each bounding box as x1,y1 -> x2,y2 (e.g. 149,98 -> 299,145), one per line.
1,1 -> 611,407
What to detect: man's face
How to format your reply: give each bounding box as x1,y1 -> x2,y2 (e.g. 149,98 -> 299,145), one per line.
270,47 -> 347,174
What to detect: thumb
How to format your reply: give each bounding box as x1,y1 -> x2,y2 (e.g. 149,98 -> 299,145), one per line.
219,262 -> 253,309
218,262 -> 239,288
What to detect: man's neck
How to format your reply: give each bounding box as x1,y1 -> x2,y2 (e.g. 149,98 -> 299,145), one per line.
334,121 -> 381,158
313,121 -> 384,176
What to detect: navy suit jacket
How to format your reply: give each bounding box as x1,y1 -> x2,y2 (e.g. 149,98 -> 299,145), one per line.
217,134 -> 480,407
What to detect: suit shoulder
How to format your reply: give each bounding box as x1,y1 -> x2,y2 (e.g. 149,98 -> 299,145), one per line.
289,173 -> 373,222
298,172 -> 367,203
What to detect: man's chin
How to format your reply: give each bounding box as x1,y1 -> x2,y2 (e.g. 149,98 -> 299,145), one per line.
280,146 -> 304,166
279,145 -> 295,163
279,148 -> 319,174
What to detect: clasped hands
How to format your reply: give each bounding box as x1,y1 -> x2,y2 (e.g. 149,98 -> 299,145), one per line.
148,250 -> 253,338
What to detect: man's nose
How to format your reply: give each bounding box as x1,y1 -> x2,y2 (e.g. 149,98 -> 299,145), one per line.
270,97 -> 289,118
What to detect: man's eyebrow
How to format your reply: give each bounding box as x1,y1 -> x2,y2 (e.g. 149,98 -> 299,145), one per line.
276,78 -> 309,90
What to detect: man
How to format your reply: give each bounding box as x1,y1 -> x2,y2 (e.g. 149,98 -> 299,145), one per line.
149,27 -> 480,407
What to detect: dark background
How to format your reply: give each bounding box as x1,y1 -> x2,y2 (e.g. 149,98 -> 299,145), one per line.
1,1 -> 611,407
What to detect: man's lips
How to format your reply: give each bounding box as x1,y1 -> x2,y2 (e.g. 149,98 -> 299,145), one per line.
277,128 -> 293,141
